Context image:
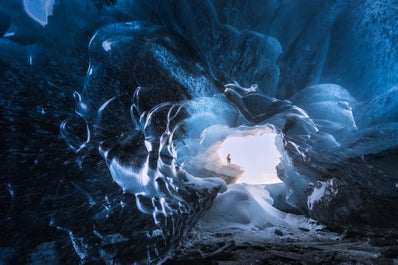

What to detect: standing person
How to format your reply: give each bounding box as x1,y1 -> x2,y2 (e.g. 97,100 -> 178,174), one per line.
226,153 -> 231,164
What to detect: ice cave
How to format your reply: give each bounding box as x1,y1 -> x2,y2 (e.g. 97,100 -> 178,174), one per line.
1,0 -> 398,264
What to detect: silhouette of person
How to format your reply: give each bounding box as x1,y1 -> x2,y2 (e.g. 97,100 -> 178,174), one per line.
226,153 -> 231,164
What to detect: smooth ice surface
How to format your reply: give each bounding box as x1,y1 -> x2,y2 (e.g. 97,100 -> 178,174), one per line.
197,184 -> 332,243
201,184 -> 286,231
23,0 -> 54,26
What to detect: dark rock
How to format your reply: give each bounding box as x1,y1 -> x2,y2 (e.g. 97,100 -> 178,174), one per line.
381,246 -> 398,258
275,229 -> 284,236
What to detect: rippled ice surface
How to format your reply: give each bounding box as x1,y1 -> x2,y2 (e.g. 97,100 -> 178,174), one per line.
1,0 -> 398,264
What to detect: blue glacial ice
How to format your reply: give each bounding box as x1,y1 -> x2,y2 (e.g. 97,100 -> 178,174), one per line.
1,0 -> 398,264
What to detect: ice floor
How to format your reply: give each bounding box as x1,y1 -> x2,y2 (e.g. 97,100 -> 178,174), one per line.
166,184 -> 398,264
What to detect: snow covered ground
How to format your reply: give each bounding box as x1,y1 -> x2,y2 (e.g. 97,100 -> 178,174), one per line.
166,184 -> 398,264
195,183 -> 341,243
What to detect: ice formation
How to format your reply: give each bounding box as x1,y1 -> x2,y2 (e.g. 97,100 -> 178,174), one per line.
23,0 -> 55,26
1,0 -> 398,264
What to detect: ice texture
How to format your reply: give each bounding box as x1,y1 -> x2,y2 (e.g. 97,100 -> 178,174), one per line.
23,0 -> 55,26
1,0 -> 398,264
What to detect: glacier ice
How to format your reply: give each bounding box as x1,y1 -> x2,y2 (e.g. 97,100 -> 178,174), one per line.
23,0 -> 55,27
1,0 -> 398,264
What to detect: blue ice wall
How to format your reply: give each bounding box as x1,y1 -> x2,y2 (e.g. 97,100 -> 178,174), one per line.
1,0 -> 398,264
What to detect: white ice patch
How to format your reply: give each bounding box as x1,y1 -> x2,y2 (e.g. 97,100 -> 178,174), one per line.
199,184 -> 286,232
108,158 -> 147,195
23,0 -> 55,27
198,183 -> 333,242
307,181 -> 327,210
102,40 -> 115,52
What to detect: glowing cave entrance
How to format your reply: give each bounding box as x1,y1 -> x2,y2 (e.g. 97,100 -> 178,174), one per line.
219,133 -> 282,185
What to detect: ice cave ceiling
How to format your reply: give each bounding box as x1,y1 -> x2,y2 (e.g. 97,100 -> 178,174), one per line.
1,0 -> 398,264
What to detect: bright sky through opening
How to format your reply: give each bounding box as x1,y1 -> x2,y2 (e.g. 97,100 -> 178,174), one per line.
219,133 -> 282,184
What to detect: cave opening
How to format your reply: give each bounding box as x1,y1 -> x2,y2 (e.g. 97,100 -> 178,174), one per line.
219,132 -> 282,185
